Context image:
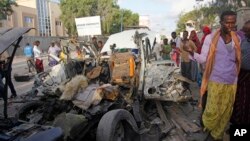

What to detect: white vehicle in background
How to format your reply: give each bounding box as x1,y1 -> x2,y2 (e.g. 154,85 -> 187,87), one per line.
101,29 -> 156,55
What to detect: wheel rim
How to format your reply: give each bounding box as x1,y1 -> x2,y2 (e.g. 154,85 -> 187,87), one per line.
20,109 -> 35,121
113,122 -> 125,141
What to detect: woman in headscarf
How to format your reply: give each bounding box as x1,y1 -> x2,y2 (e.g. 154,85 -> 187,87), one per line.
201,26 -> 211,49
189,30 -> 201,53
197,26 -> 212,86
189,30 -> 200,82
195,27 -> 211,118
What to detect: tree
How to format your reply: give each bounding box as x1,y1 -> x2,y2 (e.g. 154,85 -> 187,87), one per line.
96,0 -> 117,34
60,0 -> 139,36
176,6 -> 218,33
211,0 -> 250,14
122,9 -> 139,29
0,0 -> 17,20
60,0 -> 99,36
109,8 -> 122,34
176,10 -> 200,33
176,0 -> 250,33
105,8 -> 139,34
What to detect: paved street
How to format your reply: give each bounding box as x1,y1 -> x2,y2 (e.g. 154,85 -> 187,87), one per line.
10,55 -> 49,96
0,55 -> 49,117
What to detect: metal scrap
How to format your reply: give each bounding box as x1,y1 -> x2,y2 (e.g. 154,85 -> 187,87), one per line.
143,61 -> 192,102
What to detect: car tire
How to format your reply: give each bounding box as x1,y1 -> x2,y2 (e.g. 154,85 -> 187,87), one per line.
14,74 -> 32,82
16,101 -> 43,122
96,109 -> 139,141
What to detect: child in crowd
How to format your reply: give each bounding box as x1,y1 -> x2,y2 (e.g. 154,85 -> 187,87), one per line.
170,42 -> 180,67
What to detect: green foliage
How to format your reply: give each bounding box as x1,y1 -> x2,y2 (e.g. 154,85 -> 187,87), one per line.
0,0 -> 17,20
213,0 -> 250,11
176,10 -> 197,33
97,0 -> 119,34
109,8 -> 122,34
60,0 -> 139,36
60,0 -> 98,36
176,0 -> 250,33
120,9 -> 139,32
208,0 -> 250,16
107,9 -> 139,34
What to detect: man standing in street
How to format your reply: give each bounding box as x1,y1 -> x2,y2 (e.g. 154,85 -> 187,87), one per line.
186,11 -> 241,140
48,41 -> 61,67
0,51 -> 17,98
180,30 -> 197,89
33,40 -> 44,73
24,43 -> 34,72
153,35 -> 163,60
92,36 -> 99,52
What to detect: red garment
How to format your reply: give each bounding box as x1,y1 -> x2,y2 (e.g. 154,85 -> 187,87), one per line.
171,48 -> 180,67
35,59 -> 44,73
200,26 -> 211,50
193,38 -> 201,54
189,30 -> 201,54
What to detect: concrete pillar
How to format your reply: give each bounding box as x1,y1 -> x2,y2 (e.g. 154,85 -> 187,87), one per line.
237,7 -> 250,30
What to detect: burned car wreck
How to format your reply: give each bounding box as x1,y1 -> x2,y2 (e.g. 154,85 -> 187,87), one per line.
0,28 -> 63,141
1,28 -> 198,141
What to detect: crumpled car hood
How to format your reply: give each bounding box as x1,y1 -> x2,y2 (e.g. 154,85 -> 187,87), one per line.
143,60 -> 192,102
0,27 -> 32,54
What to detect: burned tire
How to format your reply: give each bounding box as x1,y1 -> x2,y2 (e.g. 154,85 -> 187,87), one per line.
14,74 -> 32,82
96,109 -> 139,141
16,101 -> 43,122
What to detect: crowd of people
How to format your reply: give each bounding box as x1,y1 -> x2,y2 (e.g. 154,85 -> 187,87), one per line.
23,40 -> 62,73
1,10 -> 250,141
151,10 -> 250,141
0,37 -> 105,98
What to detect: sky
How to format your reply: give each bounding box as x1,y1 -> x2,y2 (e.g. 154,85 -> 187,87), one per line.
118,0 -> 212,36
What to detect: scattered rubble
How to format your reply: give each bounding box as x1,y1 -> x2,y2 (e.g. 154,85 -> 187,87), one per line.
1,28 -> 204,141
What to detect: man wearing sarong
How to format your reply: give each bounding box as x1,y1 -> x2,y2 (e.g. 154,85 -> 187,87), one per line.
33,40 -> 44,73
180,30 -> 197,89
186,11 -> 241,140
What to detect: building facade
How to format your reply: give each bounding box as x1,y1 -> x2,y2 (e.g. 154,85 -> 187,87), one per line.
0,0 -> 66,37
36,0 -> 51,36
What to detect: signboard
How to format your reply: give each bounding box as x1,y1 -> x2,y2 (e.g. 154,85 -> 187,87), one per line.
75,16 -> 101,36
